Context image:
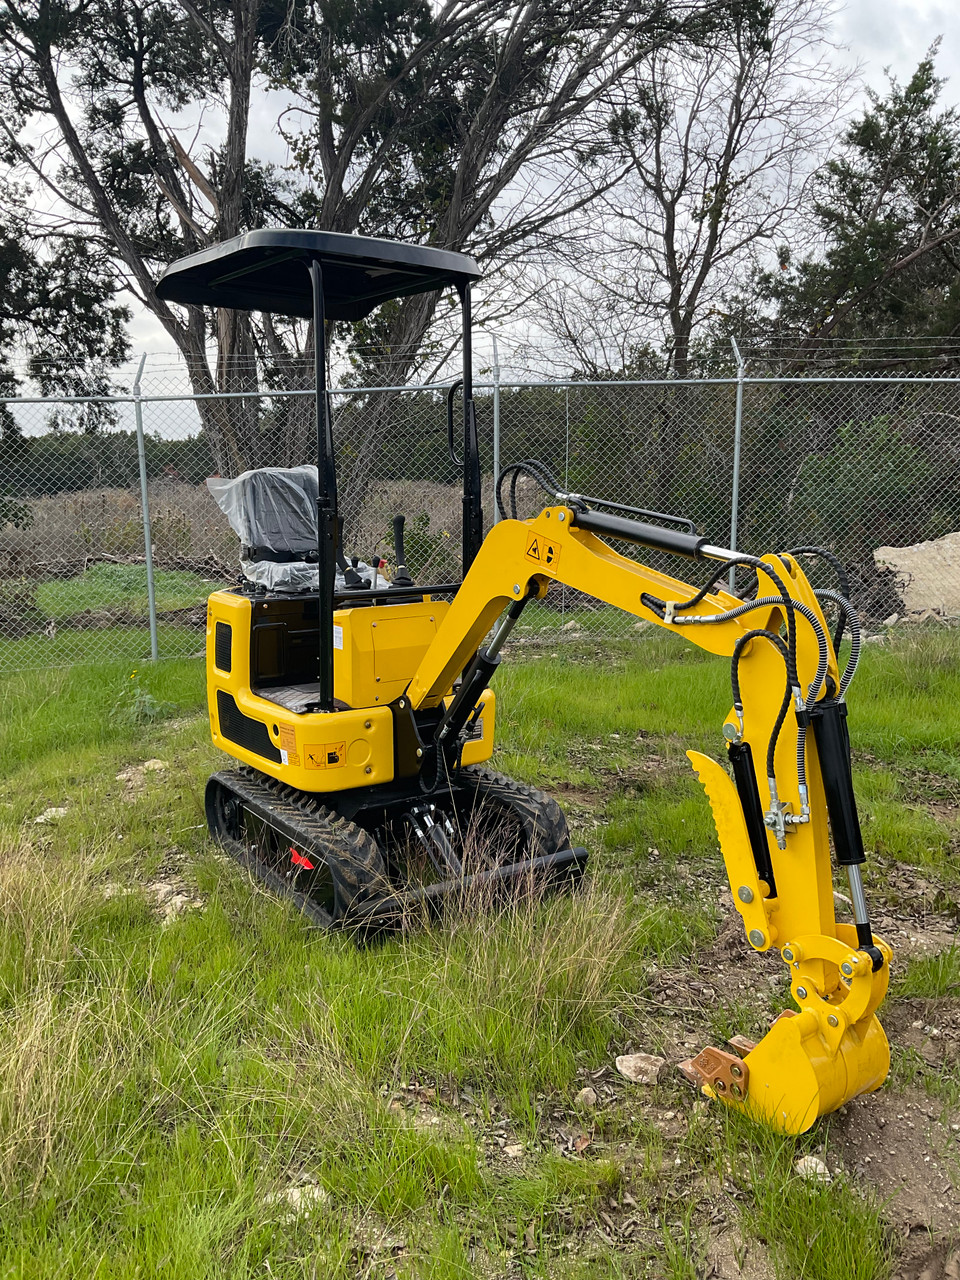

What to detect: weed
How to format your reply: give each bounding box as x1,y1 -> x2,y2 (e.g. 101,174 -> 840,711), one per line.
110,667 -> 178,724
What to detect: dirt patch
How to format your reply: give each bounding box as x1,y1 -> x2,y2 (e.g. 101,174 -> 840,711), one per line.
893,1230 -> 960,1280
884,998 -> 960,1072
116,758 -> 169,801
707,1227 -> 773,1280
830,1088 -> 960,1234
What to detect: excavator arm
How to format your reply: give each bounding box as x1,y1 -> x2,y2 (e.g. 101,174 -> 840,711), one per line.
407,499 -> 890,1134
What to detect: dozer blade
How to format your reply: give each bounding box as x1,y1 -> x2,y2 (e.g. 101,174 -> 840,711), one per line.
685,750 -> 891,1133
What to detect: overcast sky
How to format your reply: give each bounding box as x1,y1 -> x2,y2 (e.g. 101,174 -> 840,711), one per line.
127,1 -> 960,372
833,0 -> 957,92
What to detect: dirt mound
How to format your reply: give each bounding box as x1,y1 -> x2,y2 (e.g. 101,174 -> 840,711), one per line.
875,532 -> 960,617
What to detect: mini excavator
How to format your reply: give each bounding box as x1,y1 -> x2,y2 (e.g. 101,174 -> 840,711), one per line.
156,230 -> 892,1135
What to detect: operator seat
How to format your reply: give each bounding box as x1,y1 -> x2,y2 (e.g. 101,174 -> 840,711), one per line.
207,466 -> 321,592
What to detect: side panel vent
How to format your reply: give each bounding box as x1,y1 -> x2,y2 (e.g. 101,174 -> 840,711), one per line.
216,690 -> 281,763
214,621 -> 233,672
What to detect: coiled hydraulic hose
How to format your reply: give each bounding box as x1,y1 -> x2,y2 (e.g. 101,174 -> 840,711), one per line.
496,460 -> 570,521
816,588 -> 862,697
788,546 -> 851,654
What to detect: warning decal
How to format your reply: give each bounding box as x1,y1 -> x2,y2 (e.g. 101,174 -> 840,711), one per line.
304,741 -> 346,769
278,723 -> 300,768
525,531 -> 561,569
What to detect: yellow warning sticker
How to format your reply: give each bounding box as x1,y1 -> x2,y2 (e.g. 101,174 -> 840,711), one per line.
278,723 -> 300,768
524,531 -> 561,569
304,741 -> 346,769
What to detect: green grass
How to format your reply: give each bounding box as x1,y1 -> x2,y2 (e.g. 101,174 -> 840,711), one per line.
0,627 -> 956,1276
0,622 -> 203,673
34,562 -> 215,621
737,1122 -> 892,1280
895,946 -> 960,999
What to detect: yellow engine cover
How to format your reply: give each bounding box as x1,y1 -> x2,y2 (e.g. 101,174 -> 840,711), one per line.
205,589 -> 495,793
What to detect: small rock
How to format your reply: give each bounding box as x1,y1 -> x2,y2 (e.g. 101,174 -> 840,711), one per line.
147,880 -> 202,925
574,1086 -> 598,1109
561,620 -> 580,632
615,1053 -> 666,1084
882,613 -> 899,627
33,806 -> 68,825
143,759 -> 167,772
265,1181 -> 328,1220
503,1143 -> 524,1159
795,1155 -> 831,1183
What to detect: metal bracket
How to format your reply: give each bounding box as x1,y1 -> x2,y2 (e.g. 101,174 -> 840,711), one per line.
763,799 -> 792,849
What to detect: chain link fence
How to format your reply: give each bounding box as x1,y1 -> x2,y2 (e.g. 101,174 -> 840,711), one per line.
1,371 -> 959,674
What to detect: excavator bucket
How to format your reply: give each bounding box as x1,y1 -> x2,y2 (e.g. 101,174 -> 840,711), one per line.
686,751 -> 891,1134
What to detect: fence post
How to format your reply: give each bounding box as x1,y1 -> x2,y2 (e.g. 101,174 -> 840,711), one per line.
729,337 -> 746,590
491,332 -> 501,523
133,353 -> 159,661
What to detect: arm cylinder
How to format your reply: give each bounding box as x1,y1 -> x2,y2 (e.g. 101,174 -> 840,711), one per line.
572,508 -> 711,559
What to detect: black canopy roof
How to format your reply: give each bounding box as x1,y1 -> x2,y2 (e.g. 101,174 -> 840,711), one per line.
155,229 -> 481,320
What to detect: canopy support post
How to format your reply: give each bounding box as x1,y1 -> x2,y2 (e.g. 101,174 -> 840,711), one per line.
458,282 -> 483,571
310,257 -> 338,712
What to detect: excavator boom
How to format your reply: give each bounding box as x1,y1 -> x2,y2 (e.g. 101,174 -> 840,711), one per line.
407,499 -> 890,1134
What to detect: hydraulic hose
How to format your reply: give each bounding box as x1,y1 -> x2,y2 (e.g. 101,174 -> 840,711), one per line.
788,547 -> 851,654
642,554 -> 801,696
662,592 -> 830,808
731,629 -> 792,784
496,460 -> 568,520
816,589 -> 862,697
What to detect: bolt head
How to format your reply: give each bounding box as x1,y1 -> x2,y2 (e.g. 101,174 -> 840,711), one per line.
513,583 -> 520,594
827,1014 -> 839,1027
748,929 -> 766,947
782,948 -> 794,962
730,1063 -> 743,1079
714,1079 -> 726,1092
796,986 -> 808,999
558,512 -> 565,521
738,885 -> 754,904
364,766 -> 372,775
731,1084 -> 743,1099
840,963 -> 853,977
416,748 -> 423,758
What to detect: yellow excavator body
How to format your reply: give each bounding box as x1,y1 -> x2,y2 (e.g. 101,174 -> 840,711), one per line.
205,590 -> 495,793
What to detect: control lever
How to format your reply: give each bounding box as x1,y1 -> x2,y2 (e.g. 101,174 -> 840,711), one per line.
336,521 -> 368,589
392,514 -> 415,587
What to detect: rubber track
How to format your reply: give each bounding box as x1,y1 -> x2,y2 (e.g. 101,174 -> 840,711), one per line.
456,766 -> 572,860
214,766 -> 388,921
